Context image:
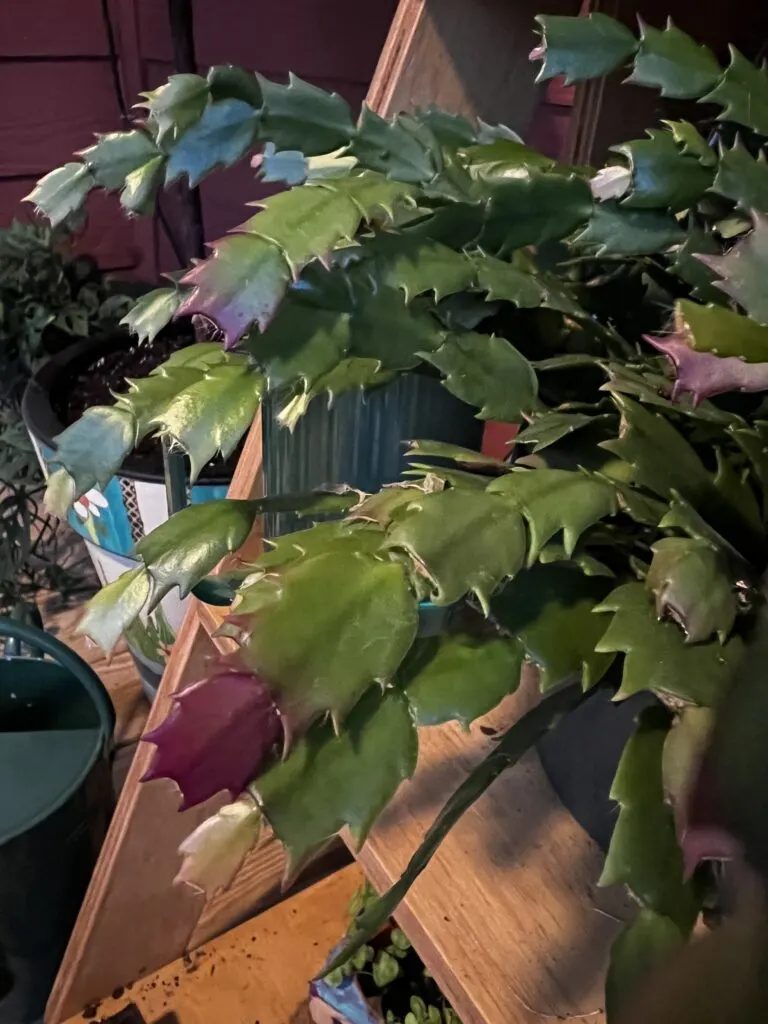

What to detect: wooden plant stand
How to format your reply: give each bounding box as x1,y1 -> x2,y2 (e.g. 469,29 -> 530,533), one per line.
45,0 -> 662,1020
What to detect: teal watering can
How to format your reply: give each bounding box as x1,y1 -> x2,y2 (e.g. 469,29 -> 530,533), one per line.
0,618 -> 115,1024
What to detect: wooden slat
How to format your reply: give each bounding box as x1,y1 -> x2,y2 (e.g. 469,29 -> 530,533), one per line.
348,673 -> 633,1024
367,0 -> 580,129
63,864 -> 364,1024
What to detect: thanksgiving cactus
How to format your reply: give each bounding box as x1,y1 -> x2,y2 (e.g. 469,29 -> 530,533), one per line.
27,13 -> 768,1017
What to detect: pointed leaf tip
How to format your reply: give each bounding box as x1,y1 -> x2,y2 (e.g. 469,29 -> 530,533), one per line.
142,668 -> 282,809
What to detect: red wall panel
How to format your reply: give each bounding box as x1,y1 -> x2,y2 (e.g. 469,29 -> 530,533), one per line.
137,0 -> 396,83
0,62 -> 121,177
0,0 -> 109,57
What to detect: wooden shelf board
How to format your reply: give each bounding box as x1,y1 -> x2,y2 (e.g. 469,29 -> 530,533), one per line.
346,675 -> 634,1024
63,863 -> 364,1024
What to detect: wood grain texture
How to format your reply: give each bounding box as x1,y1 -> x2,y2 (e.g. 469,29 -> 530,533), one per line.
63,864 -> 364,1024
367,0 -> 579,129
347,672 -> 633,1024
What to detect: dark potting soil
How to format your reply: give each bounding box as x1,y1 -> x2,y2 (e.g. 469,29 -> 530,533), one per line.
51,329 -> 243,480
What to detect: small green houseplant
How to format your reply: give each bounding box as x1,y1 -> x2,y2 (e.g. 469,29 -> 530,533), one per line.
27,15 -> 768,1016
0,220 -> 129,614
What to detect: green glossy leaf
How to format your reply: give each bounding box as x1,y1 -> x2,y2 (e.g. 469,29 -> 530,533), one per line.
401,617 -> 524,728
240,521 -> 384,580
405,440 -> 507,469
386,489 -> 527,613
373,951 -> 400,988
329,173 -> 416,222
349,287 -> 444,371
491,562 -> 614,690
515,411 -> 602,452
488,468 -> 618,562
239,550 -> 418,732
614,130 -> 714,210
713,446 -> 762,532
24,163 -> 95,227
627,21 -> 720,99
573,201 -> 685,255
150,360 -> 263,479
322,682 -> 586,975
121,154 -> 165,214
424,333 -> 537,421
417,107 -> 476,147
136,498 -> 259,603
606,910 -> 686,1021
257,72 -> 354,155
120,287 -> 182,344
701,48 -> 768,135
460,138 -> 556,179
140,73 -> 209,144
242,187 -> 359,272
178,234 -> 291,344
78,566 -> 152,652
165,99 -> 258,186
246,300 -> 351,388
534,13 -> 637,84
45,406 -> 135,514
676,299 -> 768,360
472,252 -> 546,307
662,706 -> 714,805
594,582 -> 743,705
601,706 -> 698,926
731,421 -> 768,516
117,367 -> 206,438
404,464 -> 488,490
256,685 -> 417,870
117,492 -> 357,633
349,485 -> 423,527
669,228 -> 725,305
207,65 -> 262,106
480,171 -> 593,253
601,394 -> 712,503
349,106 -> 439,184
646,537 -> 736,643
278,357 -> 394,429
79,130 -> 161,189
662,120 -> 716,165
376,239 -> 474,303
538,543 -> 615,578
712,141 -> 768,211
700,213 -> 768,324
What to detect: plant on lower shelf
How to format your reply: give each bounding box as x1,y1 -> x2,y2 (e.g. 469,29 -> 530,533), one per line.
0,219 -> 130,613
311,882 -> 459,1024
26,12 -> 768,1016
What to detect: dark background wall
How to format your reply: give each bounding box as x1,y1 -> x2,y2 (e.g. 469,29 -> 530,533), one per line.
0,0 -> 579,283
0,0 -> 398,278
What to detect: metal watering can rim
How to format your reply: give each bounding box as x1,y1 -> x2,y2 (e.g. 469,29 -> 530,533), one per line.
0,617 -> 115,843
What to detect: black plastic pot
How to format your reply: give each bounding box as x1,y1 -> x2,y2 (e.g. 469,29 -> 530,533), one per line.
537,687 -> 653,851
0,618 -> 115,1023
